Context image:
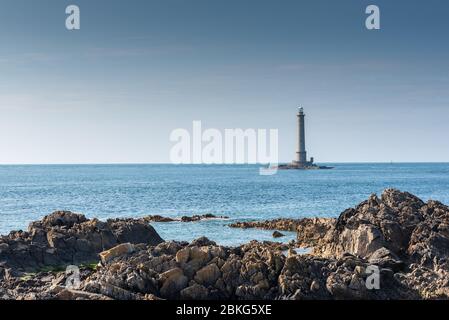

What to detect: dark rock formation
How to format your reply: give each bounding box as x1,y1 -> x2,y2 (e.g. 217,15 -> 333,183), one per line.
304,189 -> 449,272
229,218 -> 300,232
218,189 -> 449,300
79,240 -> 286,300
142,215 -> 176,223
144,214 -> 229,223
272,231 -> 285,238
0,211 -> 163,273
1,238 -> 418,300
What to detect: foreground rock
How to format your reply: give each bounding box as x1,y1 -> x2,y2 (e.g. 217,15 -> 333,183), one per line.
1,189 -> 449,300
0,211 -> 163,274
0,237 -> 419,300
305,189 -> 449,299
233,189 -> 449,299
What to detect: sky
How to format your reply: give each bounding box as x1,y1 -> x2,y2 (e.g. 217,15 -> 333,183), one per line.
0,0 -> 448,164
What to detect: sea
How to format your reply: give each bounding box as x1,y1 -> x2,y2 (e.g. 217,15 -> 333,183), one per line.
1,163 -> 448,246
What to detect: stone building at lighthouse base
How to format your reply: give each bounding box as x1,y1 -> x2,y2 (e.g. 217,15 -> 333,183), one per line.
277,161 -> 331,170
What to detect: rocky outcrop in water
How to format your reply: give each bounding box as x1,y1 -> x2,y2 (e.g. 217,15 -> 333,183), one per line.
229,217 -> 336,242
229,218 -> 299,232
144,214 -> 229,223
1,189 -> 449,300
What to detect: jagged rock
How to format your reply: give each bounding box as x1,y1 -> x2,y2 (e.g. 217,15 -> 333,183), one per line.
86,280 -> 141,300
190,237 -> 217,247
40,211 -> 88,228
307,189 -> 435,261
56,289 -> 112,300
159,268 -> 188,298
368,247 -> 404,271
194,263 -> 221,286
188,246 -> 210,270
278,255 -> 331,299
296,218 -> 336,248
407,200 -> 449,273
180,284 -> 209,300
175,247 -> 190,264
99,243 -> 135,265
0,211 -> 164,273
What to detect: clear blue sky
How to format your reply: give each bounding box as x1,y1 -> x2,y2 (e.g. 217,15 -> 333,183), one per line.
0,0 -> 448,163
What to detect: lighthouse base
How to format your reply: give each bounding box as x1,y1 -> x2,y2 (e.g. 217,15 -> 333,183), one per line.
276,161 -> 333,170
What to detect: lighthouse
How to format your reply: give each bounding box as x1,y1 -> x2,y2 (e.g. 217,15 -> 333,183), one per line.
296,107 -> 307,165
292,107 -> 314,167
277,107 -> 332,170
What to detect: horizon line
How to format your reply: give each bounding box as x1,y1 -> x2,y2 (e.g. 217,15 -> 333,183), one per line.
1,161 -> 449,166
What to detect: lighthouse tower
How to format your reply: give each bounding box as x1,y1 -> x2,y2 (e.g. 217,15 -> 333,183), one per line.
277,106 -> 330,170
296,107 -> 307,165
293,107 -> 314,167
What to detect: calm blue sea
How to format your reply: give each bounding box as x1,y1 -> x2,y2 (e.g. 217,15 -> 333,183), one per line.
1,163 -> 448,246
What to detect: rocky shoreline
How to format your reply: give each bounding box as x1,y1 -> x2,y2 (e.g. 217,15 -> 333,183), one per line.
1,189 -> 448,300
